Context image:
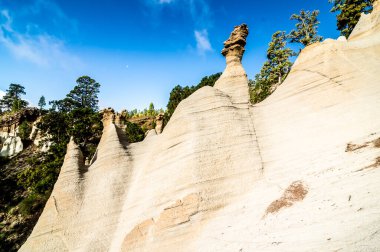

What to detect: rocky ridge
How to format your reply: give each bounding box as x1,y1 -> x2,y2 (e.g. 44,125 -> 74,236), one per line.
21,2 -> 380,251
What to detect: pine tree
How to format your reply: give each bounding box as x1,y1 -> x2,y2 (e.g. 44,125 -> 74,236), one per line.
288,10 -> 323,47
44,76 -> 102,158
266,31 -> 295,84
249,73 -> 271,104
38,96 -> 46,110
329,0 -> 375,38
66,76 -> 100,111
0,83 -> 28,112
148,102 -> 155,116
250,31 -> 295,104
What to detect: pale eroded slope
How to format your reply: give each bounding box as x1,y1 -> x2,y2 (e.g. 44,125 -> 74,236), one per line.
21,3 -> 380,251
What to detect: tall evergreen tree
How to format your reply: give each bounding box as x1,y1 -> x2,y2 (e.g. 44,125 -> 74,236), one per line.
250,31 -> 295,104
288,10 -> 323,47
66,76 -> 100,111
266,31 -> 295,84
42,76 -> 102,158
0,83 -> 28,112
329,0 -> 375,38
38,96 -> 46,110
249,72 -> 271,104
148,102 -> 155,116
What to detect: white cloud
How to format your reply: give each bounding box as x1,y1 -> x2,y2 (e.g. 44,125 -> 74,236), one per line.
0,9 -> 81,69
194,29 -> 212,54
158,0 -> 175,3
0,90 -> 5,99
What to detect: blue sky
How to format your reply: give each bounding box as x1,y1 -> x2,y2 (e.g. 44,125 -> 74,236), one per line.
0,0 -> 340,111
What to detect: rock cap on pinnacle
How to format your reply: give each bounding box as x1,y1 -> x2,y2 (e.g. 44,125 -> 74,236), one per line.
221,24 -> 249,60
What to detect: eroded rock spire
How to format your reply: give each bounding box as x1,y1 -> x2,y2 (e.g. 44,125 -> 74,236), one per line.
214,23 -> 250,104
221,24 -> 249,60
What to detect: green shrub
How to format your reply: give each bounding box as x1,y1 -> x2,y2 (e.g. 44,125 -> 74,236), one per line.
125,121 -> 145,143
18,193 -> 48,216
18,121 -> 32,141
17,144 -> 64,195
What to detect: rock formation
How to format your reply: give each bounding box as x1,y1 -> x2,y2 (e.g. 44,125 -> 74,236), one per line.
21,3 -> 380,251
154,113 -> 164,134
221,23 -> 248,59
0,108 -> 41,157
0,134 -> 23,157
215,23 -> 250,104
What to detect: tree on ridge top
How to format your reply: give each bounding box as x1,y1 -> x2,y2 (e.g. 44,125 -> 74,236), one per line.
38,96 -> 46,110
0,83 -> 28,112
329,0 -> 375,38
66,76 -> 101,111
288,9 -> 323,47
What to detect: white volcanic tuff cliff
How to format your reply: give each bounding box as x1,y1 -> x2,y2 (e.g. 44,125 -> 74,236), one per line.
0,108 -> 46,157
21,3 -> 380,252
0,132 -> 23,157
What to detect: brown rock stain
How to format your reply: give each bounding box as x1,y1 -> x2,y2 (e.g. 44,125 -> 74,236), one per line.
121,193 -> 200,251
346,136 -> 380,152
356,156 -> 380,172
373,138 -> 380,148
156,193 -> 200,230
121,218 -> 154,251
264,181 -> 308,217
371,157 -> 380,168
345,142 -> 368,152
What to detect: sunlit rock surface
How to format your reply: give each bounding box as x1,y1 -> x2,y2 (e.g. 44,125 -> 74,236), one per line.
0,108 -> 40,157
0,132 -> 23,157
21,3 -> 380,251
